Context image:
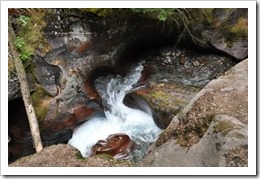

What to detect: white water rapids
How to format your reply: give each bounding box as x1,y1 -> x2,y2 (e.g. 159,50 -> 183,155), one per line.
68,62 -> 162,161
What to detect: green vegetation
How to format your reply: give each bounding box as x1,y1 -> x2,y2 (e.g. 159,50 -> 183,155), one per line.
202,8 -> 215,25
213,120 -> 235,136
14,10 -> 48,62
229,17 -> 248,38
75,150 -> 86,160
14,36 -> 33,61
95,153 -> 114,160
31,86 -> 50,123
131,8 -> 177,22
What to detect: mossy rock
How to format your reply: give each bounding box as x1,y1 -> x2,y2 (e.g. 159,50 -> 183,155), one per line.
31,86 -> 51,123
229,17 -> 248,38
13,9 -> 49,62
213,120 -> 235,136
75,150 -> 86,161
8,59 -> 16,76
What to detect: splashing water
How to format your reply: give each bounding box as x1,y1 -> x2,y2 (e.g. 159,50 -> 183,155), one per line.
68,62 -> 162,161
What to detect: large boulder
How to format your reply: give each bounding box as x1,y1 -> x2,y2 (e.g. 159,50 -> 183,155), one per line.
139,59 -> 248,166
136,47 -> 236,129
139,115 -> 247,167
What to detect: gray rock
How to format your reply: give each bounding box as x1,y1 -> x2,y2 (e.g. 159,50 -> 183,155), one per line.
192,60 -> 200,67
8,69 -> 37,101
32,57 -> 62,97
199,9 -> 248,60
139,115 -> 247,167
140,59 -> 248,167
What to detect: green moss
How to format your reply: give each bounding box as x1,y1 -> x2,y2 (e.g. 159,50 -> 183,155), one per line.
213,120 -> 234,136
151,91 -> 170,103
131,8 -> 177,22
75,150 -> 86,160
8,59 -> 16,74
31,86 -> 50,122
202,8 -> 215,25
15,10 -> 48,62
96,153 -> 114,160
229,17 -> 248,38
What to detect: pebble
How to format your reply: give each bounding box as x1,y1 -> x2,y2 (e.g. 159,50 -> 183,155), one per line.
192,61 -> 200,67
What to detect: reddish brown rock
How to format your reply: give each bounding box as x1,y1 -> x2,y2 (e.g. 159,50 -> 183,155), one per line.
83,80 -> 101,101
44,105 -> 97,132
91,133 -> 135,159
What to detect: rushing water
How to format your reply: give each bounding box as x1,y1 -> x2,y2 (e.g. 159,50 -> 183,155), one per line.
68,62 -> 162,161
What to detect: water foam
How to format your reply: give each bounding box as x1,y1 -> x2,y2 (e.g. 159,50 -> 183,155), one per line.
68,62 -> 161,161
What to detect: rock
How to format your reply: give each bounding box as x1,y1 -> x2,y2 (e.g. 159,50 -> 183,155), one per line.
43,100 -> 104,132
139,49 -> 234,130
139,59 -> 248,167
8,9 -> 246,165
132,65 -> 151,88
192,60 -> 200,67
136,82 -> 201,129
9,144 -> 133,167
31,57 -> 62,97
123,93 -> 163,129
91,133 -> 135,160
200,9 -> 248,60
8,76 -> 21,101
8,60 -> 37,101
139,115 -> 247,167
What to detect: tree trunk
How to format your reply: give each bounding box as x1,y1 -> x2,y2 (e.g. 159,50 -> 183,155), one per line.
8,18 -> 43,153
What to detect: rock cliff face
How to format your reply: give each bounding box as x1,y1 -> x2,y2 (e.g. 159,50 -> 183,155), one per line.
200,9 -> 248,60
8,8 -> 248,101
139,59 -> 248,167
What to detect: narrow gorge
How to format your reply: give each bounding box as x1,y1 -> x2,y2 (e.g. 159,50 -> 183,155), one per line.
8,8 -> 248,167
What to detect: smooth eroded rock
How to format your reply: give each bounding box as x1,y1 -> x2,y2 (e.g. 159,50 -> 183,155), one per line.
91,133 -> 135,160
139,115 -> 248,167
139,59 -> 248,167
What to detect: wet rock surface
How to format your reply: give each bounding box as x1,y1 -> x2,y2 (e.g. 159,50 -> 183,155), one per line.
8,97 -> 103,162
139,59 -> 248,167
91,133 -> 135,159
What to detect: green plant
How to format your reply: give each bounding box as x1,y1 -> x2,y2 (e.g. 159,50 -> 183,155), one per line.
19,15 -> 30,25
13,10 -> 47,62
131,8 -> 177,22
14,36 -> 34,61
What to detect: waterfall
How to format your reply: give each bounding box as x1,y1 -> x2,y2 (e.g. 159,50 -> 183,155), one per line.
68,62 -> 161,161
